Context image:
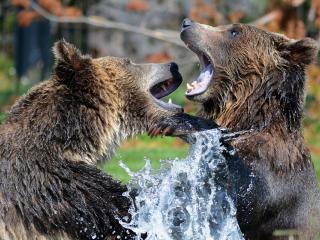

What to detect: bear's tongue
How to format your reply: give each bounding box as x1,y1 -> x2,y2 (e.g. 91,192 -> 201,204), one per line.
186,63 -> 214,96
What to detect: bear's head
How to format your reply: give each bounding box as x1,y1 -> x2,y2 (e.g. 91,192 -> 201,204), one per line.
180,20 -> 319,131
7,40 -> 183,163
53,40 -> 184,161
53,40 -> 183,118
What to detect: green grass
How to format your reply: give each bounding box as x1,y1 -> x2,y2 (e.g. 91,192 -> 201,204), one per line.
102,138 -> 320,184
0,54 -> 32,108
0,113 -> 5,123
313,155 -> 320,182
101,134 -> 188,183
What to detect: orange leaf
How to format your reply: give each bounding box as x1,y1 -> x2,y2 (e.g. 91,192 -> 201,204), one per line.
63,7 -> 82,17
38,0 -> 63,16
127,0 -> 149,13
228,10 -> 245,23
145,51 -> 172,63
17,10 -> 39,27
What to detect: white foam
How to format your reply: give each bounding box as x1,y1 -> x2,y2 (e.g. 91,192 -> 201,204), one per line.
120,129 -> 244,240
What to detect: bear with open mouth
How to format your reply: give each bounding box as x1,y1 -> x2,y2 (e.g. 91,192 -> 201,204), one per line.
0,39 -> 215,240
152,19 -> 320,239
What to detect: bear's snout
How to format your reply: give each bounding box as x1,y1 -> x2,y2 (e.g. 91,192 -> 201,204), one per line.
181,18 -> 193,32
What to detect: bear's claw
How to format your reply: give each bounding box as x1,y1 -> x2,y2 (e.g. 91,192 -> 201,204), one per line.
148,113 -> 219,137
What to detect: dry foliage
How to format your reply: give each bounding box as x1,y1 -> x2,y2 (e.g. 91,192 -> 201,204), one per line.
189,0 -> 223,25
11,0 -> 82,27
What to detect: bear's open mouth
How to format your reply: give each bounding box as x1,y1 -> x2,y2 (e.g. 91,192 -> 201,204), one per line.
186,51 -> 214,97
150,76 -> 183,112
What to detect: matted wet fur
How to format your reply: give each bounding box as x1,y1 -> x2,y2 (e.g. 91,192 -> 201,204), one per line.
0,40 -> 191,240
152,21 -> 320,239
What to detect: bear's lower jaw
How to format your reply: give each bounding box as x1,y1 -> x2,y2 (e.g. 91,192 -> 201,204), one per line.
186,62 -> 214,97
185,50 -> 214,98
153,97 -> 183,112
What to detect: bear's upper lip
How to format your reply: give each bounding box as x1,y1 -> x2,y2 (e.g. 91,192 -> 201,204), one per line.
149,74 -> 183,112
184,44 -> 215,97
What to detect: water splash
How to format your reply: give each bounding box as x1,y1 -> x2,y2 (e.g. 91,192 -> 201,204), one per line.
120,129 -> 244,240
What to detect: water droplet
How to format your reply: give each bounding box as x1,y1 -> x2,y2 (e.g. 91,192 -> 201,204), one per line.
119,129 -> 243,240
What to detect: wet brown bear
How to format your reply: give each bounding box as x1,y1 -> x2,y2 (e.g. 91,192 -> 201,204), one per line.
153,20 -> 320,239
0,39 -> 189,240
182,20 -> 320,239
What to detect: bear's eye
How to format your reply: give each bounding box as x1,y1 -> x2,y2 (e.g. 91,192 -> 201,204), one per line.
229,27 -> 241,38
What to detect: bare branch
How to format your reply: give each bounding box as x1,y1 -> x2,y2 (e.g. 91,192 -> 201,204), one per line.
30,1 -> 185,47
251,10 -> 282,26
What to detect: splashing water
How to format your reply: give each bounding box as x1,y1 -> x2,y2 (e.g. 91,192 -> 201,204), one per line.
120,129 -> 244,240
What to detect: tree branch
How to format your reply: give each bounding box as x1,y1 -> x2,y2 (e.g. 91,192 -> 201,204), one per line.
251,10 -> 282,26
30,1 -> 185,47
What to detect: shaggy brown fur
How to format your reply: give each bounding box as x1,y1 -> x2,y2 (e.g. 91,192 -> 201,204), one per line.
154,21 -> 320,239
0,40 -> 185,240
184,22 -> 320,240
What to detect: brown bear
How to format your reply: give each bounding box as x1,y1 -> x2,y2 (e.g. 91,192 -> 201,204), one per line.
151,20 -> 320,239
0,39 -> 193,240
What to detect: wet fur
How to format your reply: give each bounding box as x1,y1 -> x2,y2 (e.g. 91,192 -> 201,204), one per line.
154,23 -> 320,239
0,40 -> 178,240
191,24 -> 320,239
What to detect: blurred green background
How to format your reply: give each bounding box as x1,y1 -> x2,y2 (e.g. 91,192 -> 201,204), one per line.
0,0 -> 320,183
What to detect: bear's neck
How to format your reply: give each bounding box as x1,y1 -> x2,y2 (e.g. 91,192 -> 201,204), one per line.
201,67 -> 306,134
200,68 -> 313,170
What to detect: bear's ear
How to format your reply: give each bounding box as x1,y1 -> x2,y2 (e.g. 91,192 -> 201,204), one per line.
53,39 -> 91,80
279,38 -> 319,66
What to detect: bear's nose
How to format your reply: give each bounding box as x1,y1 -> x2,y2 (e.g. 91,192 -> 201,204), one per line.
181,18 -> 193,31
170,62 -> 179,72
